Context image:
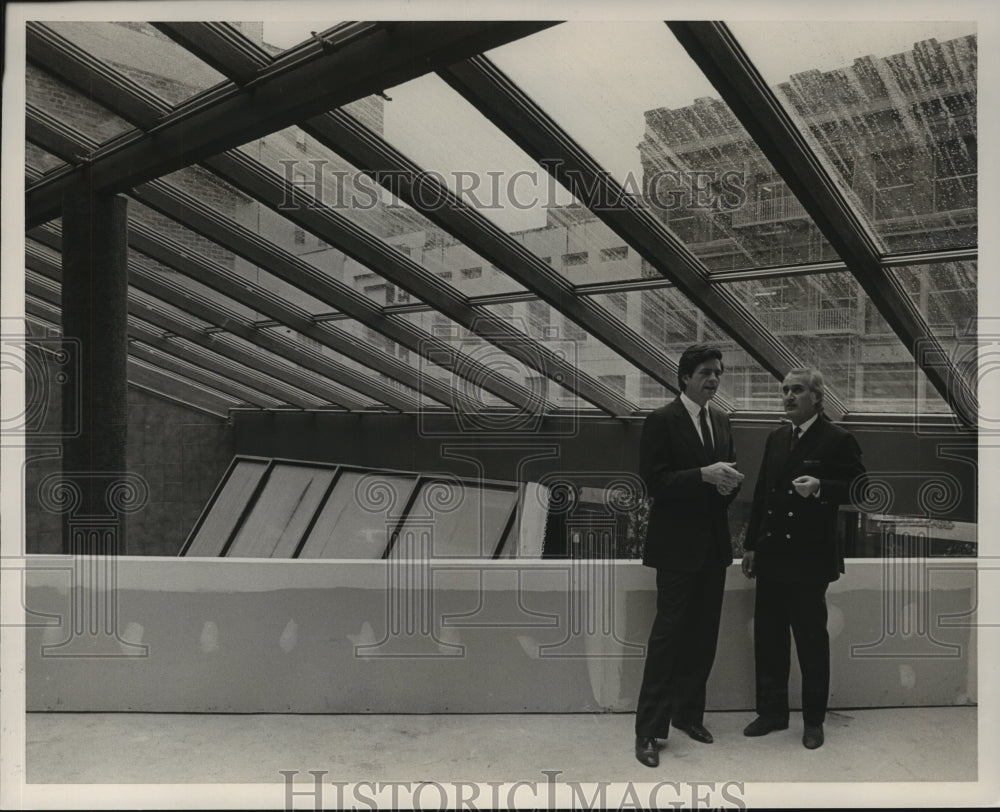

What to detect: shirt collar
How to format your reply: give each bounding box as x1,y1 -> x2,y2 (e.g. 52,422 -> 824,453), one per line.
680,391 -> 709,418
793,412 -> 820,434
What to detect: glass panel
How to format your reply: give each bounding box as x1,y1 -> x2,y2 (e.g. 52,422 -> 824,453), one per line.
723,273 -> 951,413
241,124 -> 526,298
213,331 -> 381,409
45,22 -> 228,106
25,143 -> 65,174
349,72 -> 675,285
400,312 -> 545,408
227,464 -> 337,557
258,325 -> 433,407
389,481 -> 517,558
259,21 -> 347,52
183,459 -> 269,556
729,22 -> 977,253
588,288 -> 739,408
298,471 -> 418,558
328,318 -> 456,408
486,24 -> 838,274
480,298 -> 644,408
26,63 -> 134,145
891,261 -> 977,336
131,343 -> 285,408
130,188 -> 348,319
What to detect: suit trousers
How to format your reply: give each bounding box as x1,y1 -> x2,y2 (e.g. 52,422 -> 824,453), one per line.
634,563 -> 727,737
753,576 -> 830,726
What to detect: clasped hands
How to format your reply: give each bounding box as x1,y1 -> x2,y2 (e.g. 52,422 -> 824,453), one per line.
701,461 -> 744,495
791,475 -> 820,498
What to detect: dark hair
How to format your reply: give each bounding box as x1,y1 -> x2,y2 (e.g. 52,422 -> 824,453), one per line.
677,344 -> 724,391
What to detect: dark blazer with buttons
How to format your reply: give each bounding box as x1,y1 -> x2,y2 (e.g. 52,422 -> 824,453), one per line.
640,397 -> 737,572
744,415 -> 866,583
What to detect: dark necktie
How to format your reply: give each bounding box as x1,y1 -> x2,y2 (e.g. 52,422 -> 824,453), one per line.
699,407 -> 714,458
790,425 -> 801,451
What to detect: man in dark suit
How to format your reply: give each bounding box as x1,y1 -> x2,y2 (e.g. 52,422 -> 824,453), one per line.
634,344 -> 744,767
741,367 -> 866,750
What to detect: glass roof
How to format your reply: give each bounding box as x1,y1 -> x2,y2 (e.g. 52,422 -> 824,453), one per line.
729,21 -> 978,255
487,23 -> 838,274
18,19 -> 980,420
45,21 -> 228,106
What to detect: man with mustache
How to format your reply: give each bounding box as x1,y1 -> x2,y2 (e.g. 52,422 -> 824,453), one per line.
741,367 -> 866,750
634,344 -> 744,767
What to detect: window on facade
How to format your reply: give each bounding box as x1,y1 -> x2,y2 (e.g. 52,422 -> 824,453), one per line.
527,300 -> 549,336
598,374 -> 627,395
460,266 -> 483,279
872,146 -> 918,220
934,135 -> 977,212
562,251 -> 588,266
564,315 -> 586,341
293,228 -> 305,245
599,246 -> 629,262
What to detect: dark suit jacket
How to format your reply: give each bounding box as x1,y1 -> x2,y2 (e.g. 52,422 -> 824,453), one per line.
640,397 -> 737,572
745,415 -> 866,583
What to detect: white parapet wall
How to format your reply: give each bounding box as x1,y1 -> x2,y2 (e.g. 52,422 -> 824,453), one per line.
23,556 -> 977,713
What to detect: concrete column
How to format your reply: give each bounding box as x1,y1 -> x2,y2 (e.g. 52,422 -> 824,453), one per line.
60,190 -> 129,554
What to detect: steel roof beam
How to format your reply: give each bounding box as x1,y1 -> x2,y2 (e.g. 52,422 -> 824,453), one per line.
26,295 -> 277,409
437,55 -> 844,413
24,25 -> 605,413
26,253 -> 350,409
25,20 -> 555,226
24,105 -> 508,411
156,21 -> 673,409
207,148 -> 620,413
29,224 -> 416,411
666,21 -> 977,426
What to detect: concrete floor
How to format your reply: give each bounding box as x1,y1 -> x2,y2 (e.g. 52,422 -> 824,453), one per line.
26,707 -> 976,788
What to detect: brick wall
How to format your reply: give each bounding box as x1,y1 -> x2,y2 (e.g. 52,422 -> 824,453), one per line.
24,350 -> 234,556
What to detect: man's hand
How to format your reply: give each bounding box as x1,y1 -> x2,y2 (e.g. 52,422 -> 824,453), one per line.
792,475 -> 820,498
701,461 -> 744,489
716,481 -> 736,496
742,550 -> 755,578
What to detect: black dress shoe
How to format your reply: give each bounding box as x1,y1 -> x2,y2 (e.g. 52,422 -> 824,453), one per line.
672,721 -> 714,743
802,725 -> 824,749
742,716 -> 789,737
634,736 -> 659,767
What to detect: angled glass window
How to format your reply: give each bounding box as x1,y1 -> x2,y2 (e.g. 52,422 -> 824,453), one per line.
350,72 -> 669,286
890,261 -> 977,336
183,458 -> 270,555
722,274 -> 951,413
487,23 -> 838,274
45,21 -> 228,106
128,342 -> 286,408
388,479 -> 518,558
227,463 -> 338,557
587,287 -> 744,408
399,311 -> 554,409
298,470 -> 418,558
132,177 -> 348,320
26,63 -> 135,146
481,298 -> 648,409
257,325 -> 435,407
25,143 -> 65,174
243,124 -> 527,298
729,21 -> 977,253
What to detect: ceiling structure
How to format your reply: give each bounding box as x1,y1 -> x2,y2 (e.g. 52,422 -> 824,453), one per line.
22,20 -> 979,423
